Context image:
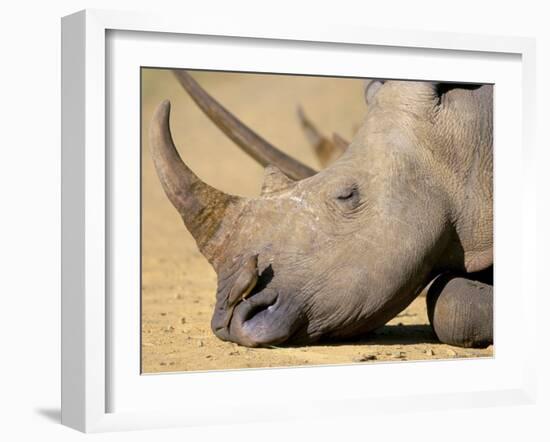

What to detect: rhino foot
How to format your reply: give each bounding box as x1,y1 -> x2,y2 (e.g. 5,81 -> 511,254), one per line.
426,273 -> 493,348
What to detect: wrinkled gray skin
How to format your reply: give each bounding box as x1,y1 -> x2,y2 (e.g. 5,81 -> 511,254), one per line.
427,271 -> 493,348
150,78 -> 493,348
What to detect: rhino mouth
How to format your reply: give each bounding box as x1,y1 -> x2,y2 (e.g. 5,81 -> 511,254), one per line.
212,288 -> 303,347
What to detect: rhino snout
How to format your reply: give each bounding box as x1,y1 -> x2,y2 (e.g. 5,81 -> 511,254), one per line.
212,288 -> 303,348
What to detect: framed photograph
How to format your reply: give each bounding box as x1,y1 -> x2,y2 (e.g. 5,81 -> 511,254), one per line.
61,9 -> 537,432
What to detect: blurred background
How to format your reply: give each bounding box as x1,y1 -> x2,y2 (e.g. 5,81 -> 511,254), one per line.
141,69 -> 365,198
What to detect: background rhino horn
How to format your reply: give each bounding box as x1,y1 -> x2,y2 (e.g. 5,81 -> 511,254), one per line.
173,70 -> 317,180
297,106 -> 348,167
149,100 -> 244,261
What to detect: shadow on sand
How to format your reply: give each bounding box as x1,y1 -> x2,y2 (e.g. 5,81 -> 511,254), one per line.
294,324 -> 440,349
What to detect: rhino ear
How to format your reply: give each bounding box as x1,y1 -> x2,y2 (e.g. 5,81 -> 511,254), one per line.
261,165 -> 295,195
364,79 -> 385,105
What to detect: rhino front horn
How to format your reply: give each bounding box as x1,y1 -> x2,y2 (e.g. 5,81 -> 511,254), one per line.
149,100 -> 245,263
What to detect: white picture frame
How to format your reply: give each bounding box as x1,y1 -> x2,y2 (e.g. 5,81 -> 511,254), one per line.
61,9 -> 537,433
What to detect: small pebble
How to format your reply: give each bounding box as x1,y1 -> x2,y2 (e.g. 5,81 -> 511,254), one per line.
425,348 -> 434,356
180,317 -> 186,324
446,349 -> 457,357
160,362 -> 166,366
160,312 -> 166,316
392,351 -> 406,359
197,340 -> 204,347
353,354 -> 377,362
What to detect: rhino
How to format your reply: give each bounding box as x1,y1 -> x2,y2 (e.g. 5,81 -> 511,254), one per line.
149,70 -> 493,349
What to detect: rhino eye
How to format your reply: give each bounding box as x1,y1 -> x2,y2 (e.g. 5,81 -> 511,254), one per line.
334,185 -> 360,210
337,188 -> 356,200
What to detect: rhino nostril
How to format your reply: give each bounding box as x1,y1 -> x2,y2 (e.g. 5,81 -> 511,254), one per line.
230,289 -> 279,330
242,294 -> 279,323
255,264 -> 274,291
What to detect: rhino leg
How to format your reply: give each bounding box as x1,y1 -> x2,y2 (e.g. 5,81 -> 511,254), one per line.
426,273 -> 493,348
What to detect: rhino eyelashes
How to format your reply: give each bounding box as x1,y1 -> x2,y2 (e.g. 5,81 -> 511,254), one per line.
336,187 -> 358,201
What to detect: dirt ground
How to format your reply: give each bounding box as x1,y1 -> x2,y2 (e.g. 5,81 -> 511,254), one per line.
141,69 -> 493,373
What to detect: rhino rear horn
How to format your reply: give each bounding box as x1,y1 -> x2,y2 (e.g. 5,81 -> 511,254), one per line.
173,70 -> 317,180
261,165 -> 295,195
149,100 -> 244,263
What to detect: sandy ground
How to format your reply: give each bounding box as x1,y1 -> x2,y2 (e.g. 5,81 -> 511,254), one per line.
141,69 -> 493,373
